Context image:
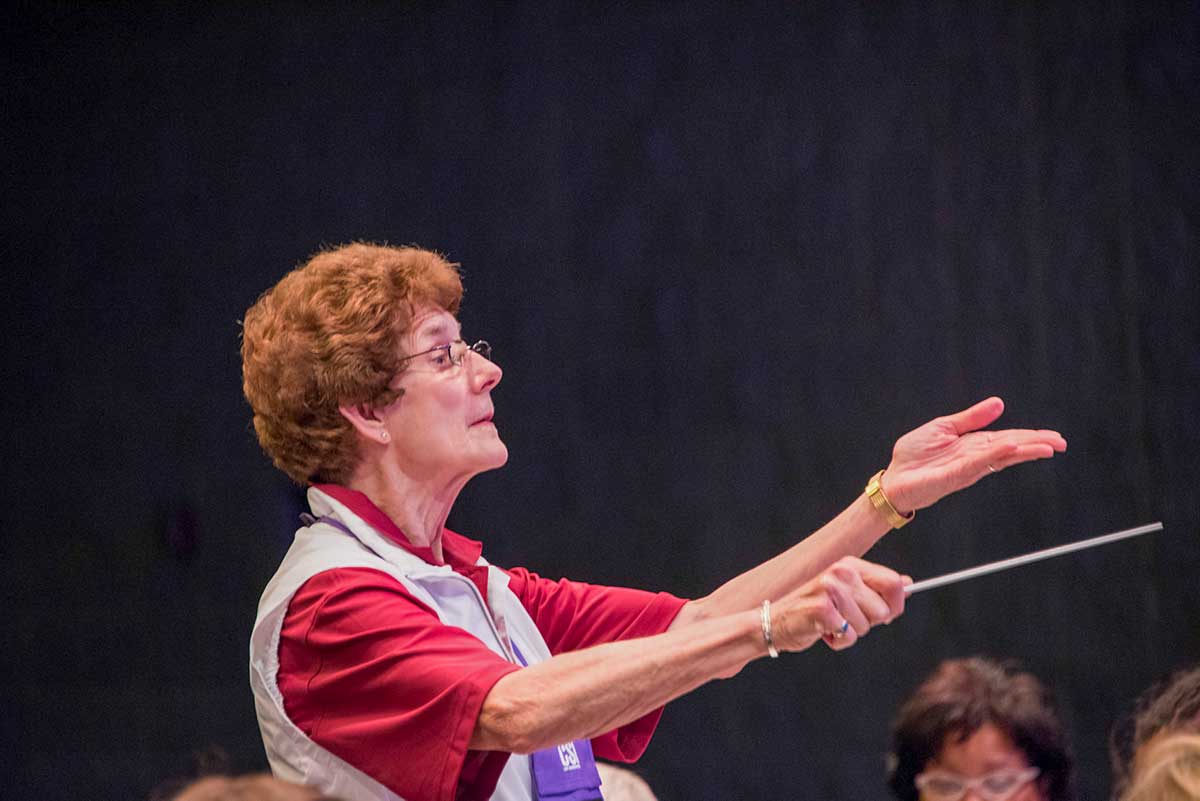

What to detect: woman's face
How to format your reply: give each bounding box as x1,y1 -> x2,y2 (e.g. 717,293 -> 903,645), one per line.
380,307 -> 508,484
919,723 -> 1046,801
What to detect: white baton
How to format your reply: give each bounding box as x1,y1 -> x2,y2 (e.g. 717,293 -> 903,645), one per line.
905,521 -> 1164,595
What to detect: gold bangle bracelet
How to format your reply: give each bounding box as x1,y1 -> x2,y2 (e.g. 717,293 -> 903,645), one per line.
864,469 -> 914,529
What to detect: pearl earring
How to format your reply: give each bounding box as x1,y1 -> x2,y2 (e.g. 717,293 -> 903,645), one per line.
380,431 -> 390,443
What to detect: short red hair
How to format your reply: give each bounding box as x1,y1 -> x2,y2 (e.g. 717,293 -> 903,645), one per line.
241,243 -> 462,484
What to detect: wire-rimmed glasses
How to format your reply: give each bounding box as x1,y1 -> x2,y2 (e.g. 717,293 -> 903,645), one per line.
398,339 -> 492,372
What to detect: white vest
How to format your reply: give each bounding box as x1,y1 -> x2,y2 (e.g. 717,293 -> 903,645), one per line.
250,487 -> 551,801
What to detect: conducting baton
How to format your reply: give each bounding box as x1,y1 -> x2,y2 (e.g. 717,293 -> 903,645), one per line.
904,521 -> 1164,595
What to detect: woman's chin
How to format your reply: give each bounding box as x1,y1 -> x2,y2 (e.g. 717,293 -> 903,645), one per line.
458,428 -> 509,473
477,441 -> 509,471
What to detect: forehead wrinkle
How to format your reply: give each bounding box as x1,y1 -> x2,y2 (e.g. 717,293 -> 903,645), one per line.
411,315 -> 462,345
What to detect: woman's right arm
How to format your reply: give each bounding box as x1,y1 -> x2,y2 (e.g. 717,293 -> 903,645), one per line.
470,556 -> 906,754
667,398 -> 1064,632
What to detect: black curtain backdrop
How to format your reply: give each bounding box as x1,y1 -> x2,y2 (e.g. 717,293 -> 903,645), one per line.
3,3 -> 1197,800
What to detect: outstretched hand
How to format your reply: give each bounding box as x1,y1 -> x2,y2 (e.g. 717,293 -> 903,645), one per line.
880,397 -> 1066,514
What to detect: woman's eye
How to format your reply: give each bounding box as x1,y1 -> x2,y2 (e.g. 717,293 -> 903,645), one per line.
982,775 -> 1019,792
924,779 -> 961,795
429,349 -> 450,366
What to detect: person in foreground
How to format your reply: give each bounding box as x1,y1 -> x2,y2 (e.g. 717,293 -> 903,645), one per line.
169,773 -> 341,801
886,657 -> 1077,801
1112,665 -> 1200,800
1118,733 -> 1200,801
241,243 -> 1068,801
592,764 -> 658,801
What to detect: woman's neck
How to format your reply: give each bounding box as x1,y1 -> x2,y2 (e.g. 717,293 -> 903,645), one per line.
344,461 -> 466,565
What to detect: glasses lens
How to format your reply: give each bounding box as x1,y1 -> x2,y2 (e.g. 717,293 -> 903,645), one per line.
979,769 -> 1037,801
916,774 -> 965,801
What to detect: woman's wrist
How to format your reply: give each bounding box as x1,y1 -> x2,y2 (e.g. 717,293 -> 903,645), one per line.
692,608 -> 774,677
867,469 -> 914,528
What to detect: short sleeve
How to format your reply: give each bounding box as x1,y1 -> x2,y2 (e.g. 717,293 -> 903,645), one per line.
278,568 -> 522,801
504,568 -> 688,761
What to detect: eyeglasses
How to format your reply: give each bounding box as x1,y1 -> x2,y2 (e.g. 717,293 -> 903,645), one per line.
915,767 -> 1040,801
397,339 -> 492,372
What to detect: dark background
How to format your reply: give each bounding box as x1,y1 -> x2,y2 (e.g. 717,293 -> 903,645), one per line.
3,3 -> 1197,799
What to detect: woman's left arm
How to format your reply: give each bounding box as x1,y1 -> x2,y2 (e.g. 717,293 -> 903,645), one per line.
671,397 -> 1066,629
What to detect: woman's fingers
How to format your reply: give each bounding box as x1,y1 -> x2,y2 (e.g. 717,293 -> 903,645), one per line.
973,430 -> 1067,477
985,428 -> 1067,453
822,627 -> 858,650
773,593 -> 847,651
819,572 -> 872,637
857,561 -> 910,623
942,396 -> 1005,435
970,430 -> 1065,465
826,560 -> 895,631
811,594 -> 858,651
776,558 -> 907,653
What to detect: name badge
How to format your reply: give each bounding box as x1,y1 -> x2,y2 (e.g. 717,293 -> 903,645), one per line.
529,738 -> 603,801
508,641 -> 603,801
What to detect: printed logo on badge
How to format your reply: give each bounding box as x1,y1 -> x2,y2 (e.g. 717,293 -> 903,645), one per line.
557,742 -> 582,771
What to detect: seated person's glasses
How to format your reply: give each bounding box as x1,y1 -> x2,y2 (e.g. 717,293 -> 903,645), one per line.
915,766 -> 1040,801
399,339 -> 492,372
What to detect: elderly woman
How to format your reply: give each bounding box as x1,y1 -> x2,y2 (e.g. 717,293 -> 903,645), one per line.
242,244 -> 1067,801
887,657 -> 1077,801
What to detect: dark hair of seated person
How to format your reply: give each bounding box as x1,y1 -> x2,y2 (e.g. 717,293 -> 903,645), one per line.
166,773 -> 343,801
148,745 -> 343,801
886,657 -> 1076,801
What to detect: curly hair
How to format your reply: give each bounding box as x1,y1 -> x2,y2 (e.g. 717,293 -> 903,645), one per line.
1111,665 -> 1200,798
1119,733 -> 1200,801
887,657 -> 1076,801
241,243 -> 462,484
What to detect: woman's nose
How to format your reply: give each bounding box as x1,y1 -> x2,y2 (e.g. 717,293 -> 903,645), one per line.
469,349 -> 502,392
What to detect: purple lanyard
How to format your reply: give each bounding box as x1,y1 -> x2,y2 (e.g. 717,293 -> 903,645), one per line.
510,642 -> 604,801
302,515 -> 604,801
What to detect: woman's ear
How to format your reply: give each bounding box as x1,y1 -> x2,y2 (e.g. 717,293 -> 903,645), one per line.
338,403 -> 391,445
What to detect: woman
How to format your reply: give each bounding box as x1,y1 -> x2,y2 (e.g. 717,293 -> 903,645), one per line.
242,243 -> 1067,801
1111,664 -> 1200,797
1119,732 -> 1200,801
170,774 -> 341,801
886,657 -> 1076,801
593,764 -> 658,801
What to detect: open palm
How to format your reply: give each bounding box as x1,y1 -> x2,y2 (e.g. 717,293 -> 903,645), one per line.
880,397 -> 1067,514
